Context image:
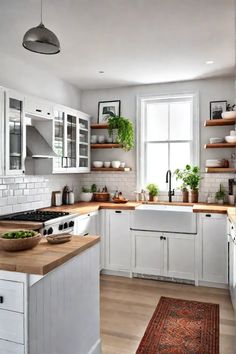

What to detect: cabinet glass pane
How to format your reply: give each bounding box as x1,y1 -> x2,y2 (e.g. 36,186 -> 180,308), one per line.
54,110 -> 65,169
9,98 -> 22,170
67,114 -> 76,168
79,158 -> 88,168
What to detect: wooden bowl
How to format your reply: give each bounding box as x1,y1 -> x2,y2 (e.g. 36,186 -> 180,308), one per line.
112,198 -> 129,204
0,233 -> 42,252
46,234 -> 72,244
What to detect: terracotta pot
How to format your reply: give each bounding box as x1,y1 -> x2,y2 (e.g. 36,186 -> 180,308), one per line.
190,189 -> 198,203
149,194 -> 154,202
182,190 -> 189,203
153,196 -> 158,202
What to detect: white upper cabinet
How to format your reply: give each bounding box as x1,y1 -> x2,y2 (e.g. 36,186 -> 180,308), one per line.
25,96 -> 53,119
5,90 -> 26,176
0,88 -> 4,176
53,105 -> 90,173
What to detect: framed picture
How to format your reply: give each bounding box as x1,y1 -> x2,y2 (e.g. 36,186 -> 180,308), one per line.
98,100 -> 121,123
210,100 -> 227,120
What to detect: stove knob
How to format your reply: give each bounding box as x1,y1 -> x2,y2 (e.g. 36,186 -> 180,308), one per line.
69,221 -> 74,227
59,224 -> 63,231
43,229 -> 47,236
48,227 -> 53,235
64,222 -> 68,229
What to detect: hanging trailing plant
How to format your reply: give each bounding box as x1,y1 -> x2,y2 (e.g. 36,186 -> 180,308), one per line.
106,112 -> 134,151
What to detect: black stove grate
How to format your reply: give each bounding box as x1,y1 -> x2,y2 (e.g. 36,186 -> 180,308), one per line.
2,211 -> 70,223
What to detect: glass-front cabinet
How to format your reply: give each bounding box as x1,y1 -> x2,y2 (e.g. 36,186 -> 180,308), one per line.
0,88 -> 4,176
5,90 -> 25,175
53,106 -> 90,173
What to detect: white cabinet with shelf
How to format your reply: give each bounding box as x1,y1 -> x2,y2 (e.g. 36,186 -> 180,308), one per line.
104,210 -> 131,273
5,90 -> 26,176
199,213 -> 228,285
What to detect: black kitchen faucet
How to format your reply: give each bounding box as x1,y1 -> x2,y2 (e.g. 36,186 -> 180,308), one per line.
166,169 -> 175,202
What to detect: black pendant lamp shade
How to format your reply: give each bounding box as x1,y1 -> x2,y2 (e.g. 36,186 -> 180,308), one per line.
22,1 -> 60,55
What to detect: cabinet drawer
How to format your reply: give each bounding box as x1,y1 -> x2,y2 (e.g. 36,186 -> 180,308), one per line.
0,339 -> 24,354
0,310 -> 24,344
0,280 -> 24,313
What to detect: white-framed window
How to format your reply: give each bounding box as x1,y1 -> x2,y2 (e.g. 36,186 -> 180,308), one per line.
137,93 -> 199,191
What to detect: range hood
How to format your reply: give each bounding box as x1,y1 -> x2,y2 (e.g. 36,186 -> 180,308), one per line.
26,125 -> 57,159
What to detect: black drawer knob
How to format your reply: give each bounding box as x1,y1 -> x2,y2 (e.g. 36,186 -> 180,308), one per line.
0,296 -> 4,304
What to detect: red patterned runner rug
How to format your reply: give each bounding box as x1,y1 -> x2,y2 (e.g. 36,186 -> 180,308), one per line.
136,296 -> 219,354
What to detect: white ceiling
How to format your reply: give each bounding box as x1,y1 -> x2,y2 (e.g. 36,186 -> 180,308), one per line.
0,0 -> 235,90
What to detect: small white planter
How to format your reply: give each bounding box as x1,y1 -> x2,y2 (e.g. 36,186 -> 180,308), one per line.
79,192 -> 93,202
222,111 -> 236,119
217,199 -> 224,205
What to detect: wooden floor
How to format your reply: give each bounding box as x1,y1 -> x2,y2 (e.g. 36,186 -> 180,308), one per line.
100,275 -> 236,354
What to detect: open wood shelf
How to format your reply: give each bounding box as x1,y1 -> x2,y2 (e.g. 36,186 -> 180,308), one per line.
204,118 -> 236,127
91,143 -> 122,149
91,167 -> 131,172
204,143 -> 236,149
205,167 -> 236,173
91,124 -> 109,129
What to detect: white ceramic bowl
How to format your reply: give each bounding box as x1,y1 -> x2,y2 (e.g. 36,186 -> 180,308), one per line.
104,161 -> 111,168
111,161 -> 121,168
225,136 -> 236,143
79,192 -> 93,202
93,161 -> 103,168
120,162 -> 126,168
222,111 -> 236,119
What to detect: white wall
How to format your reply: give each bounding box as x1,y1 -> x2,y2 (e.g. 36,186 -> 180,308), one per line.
81,77 -> 236,201
0,51 -> 81,109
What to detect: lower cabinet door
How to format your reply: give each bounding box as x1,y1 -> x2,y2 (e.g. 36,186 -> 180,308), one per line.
132,231 -> 164,276
0,310 -> 24,344
0,339 -> 24,354
165,233 -> 195,280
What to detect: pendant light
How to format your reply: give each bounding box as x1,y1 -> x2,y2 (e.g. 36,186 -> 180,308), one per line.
22,0 -> 60,55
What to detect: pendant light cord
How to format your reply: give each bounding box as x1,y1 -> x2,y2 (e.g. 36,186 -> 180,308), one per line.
40,0 -> 43,24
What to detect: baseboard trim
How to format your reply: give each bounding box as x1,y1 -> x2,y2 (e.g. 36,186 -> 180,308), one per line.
88,339 -> 101,354
101,269 -> 132,278
198,280 -> 228,289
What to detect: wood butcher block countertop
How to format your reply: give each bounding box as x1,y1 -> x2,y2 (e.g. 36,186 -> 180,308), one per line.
0,221 -> 43,233
0,236 -> 100,275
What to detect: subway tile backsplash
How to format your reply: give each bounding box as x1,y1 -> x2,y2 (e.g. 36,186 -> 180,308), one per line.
0,171 -> 235,215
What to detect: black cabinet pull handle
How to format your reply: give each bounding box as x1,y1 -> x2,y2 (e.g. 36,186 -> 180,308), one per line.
160,236 -> 163,240
231,226 -> 234,230
36,109 -> 42,112
206,214 -> 211,217
115,211 -> 122,213
0,296 -> 4,304
83,233 -> 89,236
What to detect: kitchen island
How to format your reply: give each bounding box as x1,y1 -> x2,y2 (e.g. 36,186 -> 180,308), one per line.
0,236 -> 100,354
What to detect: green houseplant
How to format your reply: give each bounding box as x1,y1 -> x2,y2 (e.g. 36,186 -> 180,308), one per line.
175,165 -> 202,203
215,184 -> 226,204
146,183 -> 159,202
79,184 -> 97,202
106,112 -> 134,151
174,169 -> 190,203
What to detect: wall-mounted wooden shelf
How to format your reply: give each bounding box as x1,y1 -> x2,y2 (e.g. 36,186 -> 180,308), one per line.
205,167 -> 236,173
91,143 -> 122,149
204,118 -> 236,127
91,167 -> 131,172
91,124 -> 109,129
204,143 -> 236,149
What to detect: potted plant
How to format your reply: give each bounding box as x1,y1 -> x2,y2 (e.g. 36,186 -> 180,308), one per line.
174,168 -> 189,203
184,165 -> 202,203
79,185 -> 96,202
146,183 -> 159,202
106,112 -> 134,151
215,184 -> 226,204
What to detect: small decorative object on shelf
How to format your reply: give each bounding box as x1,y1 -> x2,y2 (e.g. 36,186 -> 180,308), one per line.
222,104 -> 236,119
98,100 -> 121,124
215,184 -> 226,204
146,183 -> 159,202
210,100 -> 227,120
106,112 -> 134,151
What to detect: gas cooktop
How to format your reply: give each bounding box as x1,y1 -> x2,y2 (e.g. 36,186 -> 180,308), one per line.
1,210 -> 70,223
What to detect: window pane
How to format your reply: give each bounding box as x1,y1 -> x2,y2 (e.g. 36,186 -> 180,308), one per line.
170,101 -> 191,140
146,143 -> 168,190
146,103 -> 168,141
170,143 -> 191,187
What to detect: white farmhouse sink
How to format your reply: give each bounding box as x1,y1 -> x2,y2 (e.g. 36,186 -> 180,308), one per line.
136,204 -> 193,212
133,204 -> 197,234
